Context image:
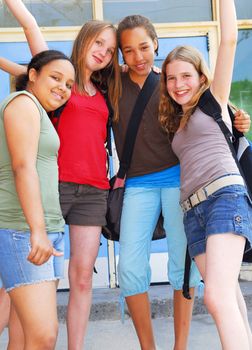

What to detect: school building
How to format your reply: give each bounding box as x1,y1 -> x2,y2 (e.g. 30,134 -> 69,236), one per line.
0,0 -> 252,289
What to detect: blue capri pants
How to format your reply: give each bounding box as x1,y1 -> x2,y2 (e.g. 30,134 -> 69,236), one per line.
118,187 -> 201,297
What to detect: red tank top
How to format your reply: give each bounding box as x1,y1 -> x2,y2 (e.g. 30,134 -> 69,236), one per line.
54,89 -> 109,189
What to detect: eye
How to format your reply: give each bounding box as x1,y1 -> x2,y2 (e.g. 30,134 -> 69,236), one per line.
183,74 -> 191,78
107,48 -> 114,56
167,76 -> 175,81
96,40 -> 102,46
123,49 -> 132,55
66,83 -> 73,90
141,45 -> 149,51
51,75 -> 60,81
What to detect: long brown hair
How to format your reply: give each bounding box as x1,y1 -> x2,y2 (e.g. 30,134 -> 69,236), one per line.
71,20 -> 121,120
159,45 -> 211,135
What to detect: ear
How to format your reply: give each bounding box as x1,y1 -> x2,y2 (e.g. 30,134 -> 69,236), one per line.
28,68 -> 38,83
153,39 -> 158,52
200,74 -> 206,84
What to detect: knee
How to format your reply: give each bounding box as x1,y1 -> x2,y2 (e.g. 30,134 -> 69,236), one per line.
69,264 -> 93,292
31,323 -> 58,350
204,286 -> 228,317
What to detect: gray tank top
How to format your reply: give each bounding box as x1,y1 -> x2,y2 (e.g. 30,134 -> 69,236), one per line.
172,107 -> 239,201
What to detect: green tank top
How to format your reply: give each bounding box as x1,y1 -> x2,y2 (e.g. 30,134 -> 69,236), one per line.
0,91 -> 65,232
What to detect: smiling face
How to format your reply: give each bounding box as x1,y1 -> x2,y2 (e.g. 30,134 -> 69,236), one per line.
120,26 -> 158,85
165,59 -> 203,111
85,27 -> 116,74
28,59 -> 75,112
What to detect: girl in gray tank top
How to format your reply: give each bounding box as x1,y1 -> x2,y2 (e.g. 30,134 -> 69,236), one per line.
159,0 -> 252,348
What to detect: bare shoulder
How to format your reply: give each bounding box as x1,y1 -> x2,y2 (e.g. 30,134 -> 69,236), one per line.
4,93 -> 41,122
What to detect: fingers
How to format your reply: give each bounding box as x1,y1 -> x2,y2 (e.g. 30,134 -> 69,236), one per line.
152,65 -> 161,74
52,248 -> 63,257
234,109 -> 250,120
120,64 -> 128,73
27,243 -> 53,265
234,109 -> 251,133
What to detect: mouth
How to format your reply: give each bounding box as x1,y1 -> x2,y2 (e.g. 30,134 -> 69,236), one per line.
135,63 -> 146,71
174,90 -> 188,97
51,91 -> 63,101
93,55 -> 103,64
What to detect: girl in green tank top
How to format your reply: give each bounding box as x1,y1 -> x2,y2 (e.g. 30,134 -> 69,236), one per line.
0,50 -> 74,349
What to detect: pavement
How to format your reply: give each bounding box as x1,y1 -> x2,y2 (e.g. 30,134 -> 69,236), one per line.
1,279 -> 252,349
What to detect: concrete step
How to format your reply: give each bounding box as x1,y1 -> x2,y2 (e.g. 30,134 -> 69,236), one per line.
57,280 -> 252,323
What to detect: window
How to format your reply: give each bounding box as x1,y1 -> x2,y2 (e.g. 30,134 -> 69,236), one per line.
0,0 -> 92,27
231,30 -> 252,139
103,0 -> 212,24
235,0 -> 252,20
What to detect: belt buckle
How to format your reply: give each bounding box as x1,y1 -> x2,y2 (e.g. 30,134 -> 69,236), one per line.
181,198 -> 191,213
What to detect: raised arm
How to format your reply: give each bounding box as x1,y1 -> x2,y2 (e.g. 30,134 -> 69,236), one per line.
211,0 -> 237,106
4,0 -> 48,55
0,57 -> 26,76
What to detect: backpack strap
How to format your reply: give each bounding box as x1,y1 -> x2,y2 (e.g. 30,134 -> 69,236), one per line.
117,71 -> 160,179
198,89 -> 247,182
182,246 -> 192,299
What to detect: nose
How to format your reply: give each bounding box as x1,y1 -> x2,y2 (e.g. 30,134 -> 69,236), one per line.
58,82 -> 66,92
134,50 -> 143,61
175,77 -> 183,88
100,46 -> 107,57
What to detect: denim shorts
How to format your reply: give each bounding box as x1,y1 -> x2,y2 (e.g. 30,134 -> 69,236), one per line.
183,185 -> 252,258
0,230 -> 64,292
59,181 -> 108,226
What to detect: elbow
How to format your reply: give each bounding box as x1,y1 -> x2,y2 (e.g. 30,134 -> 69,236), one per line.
220,37 -> 237,51
12,162 -> 36,178
23,15 -> 38,32
221,31 -> 238,47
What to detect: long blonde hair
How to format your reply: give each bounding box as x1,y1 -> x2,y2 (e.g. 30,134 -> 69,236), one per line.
159,45 -> 211,135
71,20 -> 121,120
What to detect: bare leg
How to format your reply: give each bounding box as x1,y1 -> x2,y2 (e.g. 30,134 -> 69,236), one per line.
173,288 -> 195,350
67,225 -> 101,350
0,288 -> 10,334
195,234 -> 250,350
7,302 -> 25,350
236,284 -> 252,349
9,281 -> 58,350
126,292 -> 155,350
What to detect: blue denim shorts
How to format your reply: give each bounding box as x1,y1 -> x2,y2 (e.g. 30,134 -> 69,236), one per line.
183,185 -> 252,258
0,230 -> 64,292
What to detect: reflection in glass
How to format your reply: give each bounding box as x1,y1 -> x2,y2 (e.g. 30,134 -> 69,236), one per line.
103,0 -> 212,23
235,0 -> 252,20
0,0 -> 92,27
231,30 -> 252,139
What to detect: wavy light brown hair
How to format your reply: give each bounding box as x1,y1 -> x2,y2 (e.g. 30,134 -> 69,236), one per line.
159,45 -> 211,135
71,20 -> 121,120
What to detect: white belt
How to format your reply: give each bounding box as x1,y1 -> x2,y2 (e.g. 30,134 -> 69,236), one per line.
180,175 -> 244,213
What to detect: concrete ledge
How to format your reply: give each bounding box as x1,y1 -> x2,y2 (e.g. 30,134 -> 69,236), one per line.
57,281 -> 252,323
